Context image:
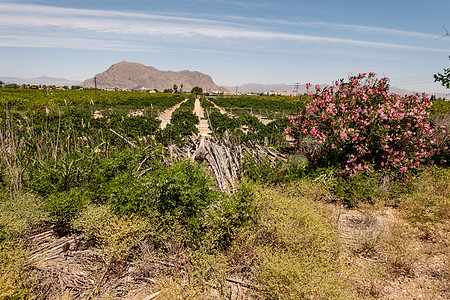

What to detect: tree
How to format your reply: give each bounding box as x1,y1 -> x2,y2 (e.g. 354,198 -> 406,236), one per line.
434,55 -> 450,89
0,80 -> 4,88
191,86 -> 203,95
5,83 -> 20,89
173,84 -> 178,93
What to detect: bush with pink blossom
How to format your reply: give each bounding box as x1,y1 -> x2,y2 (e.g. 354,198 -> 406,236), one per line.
286,73 -> 442,181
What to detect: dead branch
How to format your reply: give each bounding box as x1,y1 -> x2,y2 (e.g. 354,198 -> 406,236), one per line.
109,128 -> 138,148
226,277 -> 258,290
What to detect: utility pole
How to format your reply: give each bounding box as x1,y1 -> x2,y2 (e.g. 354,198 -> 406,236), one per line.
294,83 -> 301,96
93,76 -> 99,107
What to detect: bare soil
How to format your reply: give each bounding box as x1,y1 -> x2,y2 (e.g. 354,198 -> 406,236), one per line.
193,98 -> 212,136
157,98 -> 189,129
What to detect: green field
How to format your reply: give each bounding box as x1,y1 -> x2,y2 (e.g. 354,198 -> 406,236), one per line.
0,87 -> 449,299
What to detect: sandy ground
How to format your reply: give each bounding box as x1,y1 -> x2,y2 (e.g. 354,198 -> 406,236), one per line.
193,97 -> 212,136
157,98 -> 189,129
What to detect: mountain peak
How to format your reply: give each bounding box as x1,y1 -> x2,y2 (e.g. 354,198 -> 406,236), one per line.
81,62 -> 226,92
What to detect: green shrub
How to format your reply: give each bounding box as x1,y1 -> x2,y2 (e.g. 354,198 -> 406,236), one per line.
152,161 -> 214,222
107,173 -> 156,216
72,204 -> 148,262
85,146 -> 164,204
108,160 -> 216,239
157,110 -> 199,145
0,193 -> 48,237
45,188 -> 90,234
241,155 -> 307,185
201,182 -> 255,251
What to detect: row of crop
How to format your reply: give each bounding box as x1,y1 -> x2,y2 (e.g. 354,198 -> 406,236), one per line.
206,110 -> 290,148
155,95 -> 199,145
0,108 -> 160,161
197,97 -> 290,147
0,88 -> 184,111
209,95 -> 306,119
175,95 -> 196,111
199,96 -> 215,111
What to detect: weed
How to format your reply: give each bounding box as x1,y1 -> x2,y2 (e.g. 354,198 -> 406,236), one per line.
0,193 -> 48,237
400,167 -> 450,238
72,204 -> 149,263
249,182 -> 353,299
45,188 -> 90,234
0,238 -> 31,299
382,220 -> 421,278
241,155 -> 307,185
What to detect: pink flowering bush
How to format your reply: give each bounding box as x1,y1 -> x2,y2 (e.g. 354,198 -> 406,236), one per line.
286,73 -> 439,181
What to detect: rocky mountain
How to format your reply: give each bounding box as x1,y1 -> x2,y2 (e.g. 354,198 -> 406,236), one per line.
80,61 -> 227,92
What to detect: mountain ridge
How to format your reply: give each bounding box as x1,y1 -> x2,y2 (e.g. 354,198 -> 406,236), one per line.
80,61 -> 227,92
0,76 -> 81,86
1,67 -> 447,98
224,83 -> 449,98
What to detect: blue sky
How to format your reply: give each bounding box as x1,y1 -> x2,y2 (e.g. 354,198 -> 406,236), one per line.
1,0 -> 449,93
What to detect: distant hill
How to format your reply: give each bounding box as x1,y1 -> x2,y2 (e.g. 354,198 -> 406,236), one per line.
80,61 -> 227,92
226,83 -> 449,98
0,76 -> 81,87
223,83 -> 310,94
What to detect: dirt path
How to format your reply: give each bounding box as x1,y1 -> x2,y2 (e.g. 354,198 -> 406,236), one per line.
193,98 -> 211,137
209,100 -> 235,118
157,98 -> 189,129
252,113 -> 273,125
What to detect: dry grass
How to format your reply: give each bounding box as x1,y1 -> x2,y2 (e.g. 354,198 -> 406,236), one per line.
246,181 -> 356,299
0,167 -> 448,299
336,167 -> 450,299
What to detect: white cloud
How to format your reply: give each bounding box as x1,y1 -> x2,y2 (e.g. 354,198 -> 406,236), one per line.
227,16 -> 439,39
0,34 -> 141,51
0,3 -> 447,53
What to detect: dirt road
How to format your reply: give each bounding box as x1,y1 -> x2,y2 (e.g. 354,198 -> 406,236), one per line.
157,98 -> 188,129
193,97 -> 211,136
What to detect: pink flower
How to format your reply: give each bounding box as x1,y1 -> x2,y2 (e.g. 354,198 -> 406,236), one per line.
305,83 -> 312,89
286,72 -> 435,181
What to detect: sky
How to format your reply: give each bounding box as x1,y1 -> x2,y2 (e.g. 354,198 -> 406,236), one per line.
1,0 -> 449,94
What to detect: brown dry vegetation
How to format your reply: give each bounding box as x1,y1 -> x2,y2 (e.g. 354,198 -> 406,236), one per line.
0,91 -> 448,299
1,166 -> 448,299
